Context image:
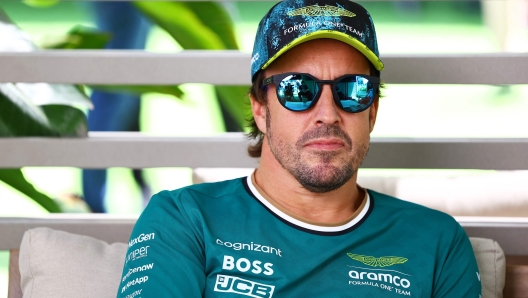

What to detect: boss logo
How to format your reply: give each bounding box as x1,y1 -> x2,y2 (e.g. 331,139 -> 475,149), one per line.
214,274 -> 274,298
222,255 -> 274,276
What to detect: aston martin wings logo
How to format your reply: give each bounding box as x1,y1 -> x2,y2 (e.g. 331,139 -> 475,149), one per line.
347,253 -> 408,267
287,5 -> 356,17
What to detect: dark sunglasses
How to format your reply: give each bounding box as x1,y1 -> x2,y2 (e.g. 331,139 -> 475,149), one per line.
262,72 -> 380,113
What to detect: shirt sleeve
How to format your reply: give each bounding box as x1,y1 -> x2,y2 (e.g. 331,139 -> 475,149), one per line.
116,190 -> 205,298
433,223 -> 482,298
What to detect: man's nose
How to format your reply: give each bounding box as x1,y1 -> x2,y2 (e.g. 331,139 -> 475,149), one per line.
313,84 -> 341,125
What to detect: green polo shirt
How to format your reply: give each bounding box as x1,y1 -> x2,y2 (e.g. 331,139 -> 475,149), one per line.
117,176 -> 481,298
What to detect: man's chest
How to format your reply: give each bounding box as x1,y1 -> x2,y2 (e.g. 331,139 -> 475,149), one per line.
200,230 -> 434,298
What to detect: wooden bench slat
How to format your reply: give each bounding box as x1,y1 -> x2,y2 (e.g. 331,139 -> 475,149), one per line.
504,264 -> 528,298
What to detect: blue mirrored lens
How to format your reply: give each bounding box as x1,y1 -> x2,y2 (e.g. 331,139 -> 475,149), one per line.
336,76 -> 374,112
277,74 -> 319,111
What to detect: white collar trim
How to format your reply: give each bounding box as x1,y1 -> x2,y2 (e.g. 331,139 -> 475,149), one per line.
246,176 -> 370,233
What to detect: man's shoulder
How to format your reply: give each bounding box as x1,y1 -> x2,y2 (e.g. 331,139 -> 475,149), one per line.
180,176 -> 247,195
368,188 -> 458,225
149,177 -> 248,206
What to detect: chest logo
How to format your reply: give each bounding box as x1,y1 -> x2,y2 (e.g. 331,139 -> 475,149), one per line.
214,274 -> 275,298
287,5 -> 356,18
347,253 -> 408,267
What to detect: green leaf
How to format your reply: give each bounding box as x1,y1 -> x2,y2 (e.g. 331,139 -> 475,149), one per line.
0,85 -> 57,136
214,85 -> 251,131
41,105 -> 88,137
0,16 -> 88,214
21,0 -> 59,8
133,2 -> 247,130
88,84 -> 184,99
0,16 -> 90,137
183,2 -> 239,50
40,25 -> 112,50
15,83 -> 93,110
0,169 -> 61,213
0,84 -> 88,137
133,2 -> 227,49
43,25 -> 186,100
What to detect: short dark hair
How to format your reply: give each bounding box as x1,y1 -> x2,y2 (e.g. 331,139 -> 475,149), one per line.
247,70 -> 269,158
246,63 -> 383,158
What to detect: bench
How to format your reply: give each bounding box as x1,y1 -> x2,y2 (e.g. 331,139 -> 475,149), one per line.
2,216 -> 528,297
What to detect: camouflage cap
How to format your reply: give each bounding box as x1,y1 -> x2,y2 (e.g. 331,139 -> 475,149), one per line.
251,0 -> 384,82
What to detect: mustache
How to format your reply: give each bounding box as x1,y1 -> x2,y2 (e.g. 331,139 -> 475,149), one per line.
296,125 -> 353,148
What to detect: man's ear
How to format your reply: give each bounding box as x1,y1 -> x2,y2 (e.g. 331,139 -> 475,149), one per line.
369,96 -> 379,133
250,94 -> 267,134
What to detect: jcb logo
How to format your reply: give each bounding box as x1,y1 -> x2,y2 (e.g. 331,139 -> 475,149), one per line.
214,275 -> 274,298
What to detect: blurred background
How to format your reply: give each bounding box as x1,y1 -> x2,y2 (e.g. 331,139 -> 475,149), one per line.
1,0 -> 528,296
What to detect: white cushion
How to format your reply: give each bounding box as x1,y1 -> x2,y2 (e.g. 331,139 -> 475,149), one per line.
19,227 -> 127,298
470,237 -> 506,298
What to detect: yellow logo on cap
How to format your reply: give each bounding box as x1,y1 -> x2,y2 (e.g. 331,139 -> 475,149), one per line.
347,253 -> 408,267
287,4 -> 356,17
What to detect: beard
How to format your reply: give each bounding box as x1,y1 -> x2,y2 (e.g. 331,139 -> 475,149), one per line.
266,108 -> 369,193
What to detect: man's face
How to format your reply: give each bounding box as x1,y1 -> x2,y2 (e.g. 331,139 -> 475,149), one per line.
252,39 -> 379,193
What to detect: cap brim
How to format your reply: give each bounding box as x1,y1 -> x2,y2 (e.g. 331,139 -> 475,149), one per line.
261,30 -> 384,73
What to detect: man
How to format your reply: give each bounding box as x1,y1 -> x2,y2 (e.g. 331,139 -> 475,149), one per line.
117,0 -> 481,297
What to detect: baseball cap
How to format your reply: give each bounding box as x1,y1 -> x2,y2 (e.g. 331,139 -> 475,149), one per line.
251,0 -> 384,82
